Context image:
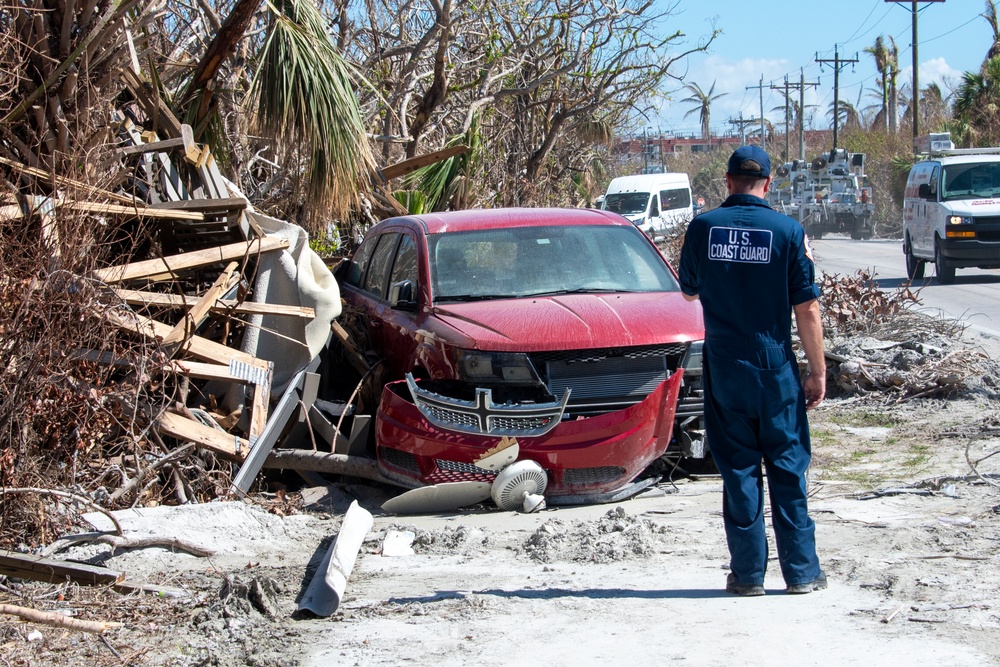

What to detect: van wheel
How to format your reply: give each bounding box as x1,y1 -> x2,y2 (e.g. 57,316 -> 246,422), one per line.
935,240 -> 956,284
904,236 -> 925,280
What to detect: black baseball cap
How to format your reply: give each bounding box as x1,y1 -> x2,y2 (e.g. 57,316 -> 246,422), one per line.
727,145 -> 771,178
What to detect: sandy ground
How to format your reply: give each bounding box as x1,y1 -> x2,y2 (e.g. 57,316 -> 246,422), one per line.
6,388 -> 996,667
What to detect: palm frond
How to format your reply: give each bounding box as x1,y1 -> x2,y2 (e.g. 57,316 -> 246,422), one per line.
248,0 -> 376,223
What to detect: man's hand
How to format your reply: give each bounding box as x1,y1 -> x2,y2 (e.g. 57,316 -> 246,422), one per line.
803,370 -> 825,410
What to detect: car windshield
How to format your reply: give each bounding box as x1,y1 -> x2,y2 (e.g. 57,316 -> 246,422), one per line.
941,162 -> 1000,200
429,224 -> 680,302
602,192 -> 649,215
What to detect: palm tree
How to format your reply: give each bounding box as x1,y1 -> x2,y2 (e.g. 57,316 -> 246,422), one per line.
828,100 -> 861,131
681,81 -> 728,141
865,35 -> 890,131
887,36 -> 900,134
953,56 -> 1000,145
982,0 -> 1000,66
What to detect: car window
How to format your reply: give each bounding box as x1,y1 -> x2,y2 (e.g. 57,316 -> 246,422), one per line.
343,234 -> 378,287
942,162 -> 1000,200
389,233 -> 419,296
429,225 -> 678,301
363,232 -> 400,297
660,188 -> 691,211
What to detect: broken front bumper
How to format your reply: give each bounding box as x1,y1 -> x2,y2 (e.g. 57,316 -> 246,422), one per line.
375,372 -> 683,497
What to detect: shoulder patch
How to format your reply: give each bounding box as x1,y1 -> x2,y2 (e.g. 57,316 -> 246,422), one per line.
708,226 -> 773,264
804,234 -> 815,262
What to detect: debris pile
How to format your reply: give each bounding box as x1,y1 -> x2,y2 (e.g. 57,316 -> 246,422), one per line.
809,270 -> 997,401
523,507 -> 668,563
0,70 -> 408,551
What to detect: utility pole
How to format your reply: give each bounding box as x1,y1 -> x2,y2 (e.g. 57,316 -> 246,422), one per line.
771,72 -> 819,161
816,45 -> 858,151
729,113 -> 758,144
745,76 -> 767,149
885,1 -> 945,141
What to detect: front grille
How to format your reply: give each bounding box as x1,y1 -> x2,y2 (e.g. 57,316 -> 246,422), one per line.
425,459 -> 496,485
406,374 -> 568,437
563,466 -> 627,485
421,404 -> 479,429
532,344 -> 689,406
974,216 -> 1000,225
380,446 -> 420,473
531,344 -> 686,365
974,230 -> 1000,242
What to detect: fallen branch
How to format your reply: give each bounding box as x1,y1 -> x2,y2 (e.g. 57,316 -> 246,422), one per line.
0,603 -> 122,634
0,488 -> 123,536
42,532 -> 215,558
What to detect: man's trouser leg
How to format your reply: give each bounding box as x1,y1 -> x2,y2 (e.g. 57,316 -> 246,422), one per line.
704,353 -> 768,585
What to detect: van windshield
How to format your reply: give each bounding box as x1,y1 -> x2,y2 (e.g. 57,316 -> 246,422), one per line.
603,192 -> 649,215
941,162 -> 1000,201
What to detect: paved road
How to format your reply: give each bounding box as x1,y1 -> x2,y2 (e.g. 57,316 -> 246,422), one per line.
810,235 -> 1000,353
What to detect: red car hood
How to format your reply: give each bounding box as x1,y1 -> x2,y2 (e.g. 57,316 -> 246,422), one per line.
430,292 -> 703,351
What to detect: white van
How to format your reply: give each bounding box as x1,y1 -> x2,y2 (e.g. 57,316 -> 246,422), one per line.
601,173 -> 693,237
903,135 -> 1000,284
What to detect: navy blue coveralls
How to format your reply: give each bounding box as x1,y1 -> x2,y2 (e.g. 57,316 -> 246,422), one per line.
678,193 -> 822,588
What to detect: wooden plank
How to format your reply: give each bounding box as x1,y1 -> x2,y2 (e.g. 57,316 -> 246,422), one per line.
120,68 -> 184,138
149,197 -> 248,212
156,410 -> 248,460
159,262 -> 239,349
380,145 -> 469,181
0,550 -> 124,587
59,200 -> 203,221
248,362 -> 274,444
0,155 -> 135,204
91,236 -> 289,284
114,289 -> 315,319
103,309 -> 261,367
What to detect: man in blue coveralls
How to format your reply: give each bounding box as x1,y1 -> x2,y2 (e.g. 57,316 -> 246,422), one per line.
678,145 -> 828,596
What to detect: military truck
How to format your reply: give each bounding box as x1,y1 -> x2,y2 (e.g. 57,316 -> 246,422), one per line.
768,148 -> 875,239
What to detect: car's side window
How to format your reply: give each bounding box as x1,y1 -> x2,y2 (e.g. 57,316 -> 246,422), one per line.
389,233 -> 419,298
344,234 -> 377,287
363,232 -> 401,298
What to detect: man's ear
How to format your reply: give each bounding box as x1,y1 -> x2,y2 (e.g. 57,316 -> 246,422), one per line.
762,176 -> 772,194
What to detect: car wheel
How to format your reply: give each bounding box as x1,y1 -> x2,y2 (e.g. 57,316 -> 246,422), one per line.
935,240 -> 955,284
904,235 -> 925,280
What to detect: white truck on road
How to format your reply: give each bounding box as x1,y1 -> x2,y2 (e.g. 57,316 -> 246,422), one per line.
903,133 -> 1000,284
601,173 -> 693,237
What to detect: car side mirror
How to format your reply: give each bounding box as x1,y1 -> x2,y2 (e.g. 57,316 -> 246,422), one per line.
918,183 -> 934,200
389,280 -> 417,311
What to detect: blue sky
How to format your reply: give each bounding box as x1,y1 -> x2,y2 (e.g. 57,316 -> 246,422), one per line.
650,0 -> 993,137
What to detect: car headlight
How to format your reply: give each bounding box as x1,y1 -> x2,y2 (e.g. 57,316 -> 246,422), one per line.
947,215 -> 972,225
680,340 -> 703,377
453,350 -> 538,383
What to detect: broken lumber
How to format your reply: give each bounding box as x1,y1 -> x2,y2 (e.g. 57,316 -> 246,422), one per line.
0,603 -> 122,634
91,236 -> 289,284
155,410 -> 249,460
0,549 -> 124,587
114,288 -> 316,319
158,261 -> 240,350
380,145 -> 469,181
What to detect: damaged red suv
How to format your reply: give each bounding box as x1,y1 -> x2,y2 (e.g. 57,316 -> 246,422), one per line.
337,208 -> 705,500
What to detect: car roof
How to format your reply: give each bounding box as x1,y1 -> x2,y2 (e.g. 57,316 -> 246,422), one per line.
918,154 -> 1000,167
379,207 -> 633,234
